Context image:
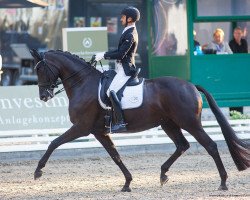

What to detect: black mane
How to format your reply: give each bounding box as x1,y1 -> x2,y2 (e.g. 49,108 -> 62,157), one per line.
48,49 -> 89,67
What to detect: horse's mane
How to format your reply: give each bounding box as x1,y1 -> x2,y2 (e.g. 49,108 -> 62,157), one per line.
48,49 -> 90,67
44,50 -> 102,76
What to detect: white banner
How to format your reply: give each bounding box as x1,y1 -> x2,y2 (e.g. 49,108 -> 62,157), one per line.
0,85 -> 72,131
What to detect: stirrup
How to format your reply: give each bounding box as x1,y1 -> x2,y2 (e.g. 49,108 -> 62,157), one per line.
111,123 -> 127,133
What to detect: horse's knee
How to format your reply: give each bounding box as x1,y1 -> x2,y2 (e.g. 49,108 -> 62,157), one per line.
206,141 -> 218,156
49,139 -> 60,150
183,141 -> 190,152
177,141 -> 190,154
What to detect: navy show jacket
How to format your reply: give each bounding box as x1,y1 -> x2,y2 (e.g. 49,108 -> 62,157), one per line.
104,27 -> 138,76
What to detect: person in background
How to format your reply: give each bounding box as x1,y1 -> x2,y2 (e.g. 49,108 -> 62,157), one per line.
228,27 -> 248,114
193,30 -> 204,55
193,30 -> 200,47
229,27 -> 248,53
207,28 -> 233,54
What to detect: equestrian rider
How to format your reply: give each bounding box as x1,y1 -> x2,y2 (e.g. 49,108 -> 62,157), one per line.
94,6 -> 140,133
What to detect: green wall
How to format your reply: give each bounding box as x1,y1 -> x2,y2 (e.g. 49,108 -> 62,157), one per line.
147,0 -> 250,108
191,54 -> 250,107
149,56 -> 189,80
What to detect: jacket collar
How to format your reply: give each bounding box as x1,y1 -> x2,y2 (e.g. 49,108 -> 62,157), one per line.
122,23 -> 135,34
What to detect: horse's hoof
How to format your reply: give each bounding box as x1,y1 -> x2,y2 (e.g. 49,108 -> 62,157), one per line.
34,169 -> 43,180
160,174 -> 169,186
121,186 -> 131,192
218,185 -> 228,190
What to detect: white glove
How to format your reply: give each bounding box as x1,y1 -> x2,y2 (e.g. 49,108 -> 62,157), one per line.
95,52 -> 105,62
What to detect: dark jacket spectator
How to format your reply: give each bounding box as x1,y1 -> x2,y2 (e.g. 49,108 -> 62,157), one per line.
229,27 -> 248,53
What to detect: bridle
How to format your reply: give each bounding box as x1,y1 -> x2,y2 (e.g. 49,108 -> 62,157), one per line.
34,56 -> 98,96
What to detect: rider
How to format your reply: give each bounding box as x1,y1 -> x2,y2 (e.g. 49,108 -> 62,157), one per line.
94,6 -> 140,133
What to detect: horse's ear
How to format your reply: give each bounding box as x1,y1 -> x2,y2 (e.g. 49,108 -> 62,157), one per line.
30,49 -> 42,61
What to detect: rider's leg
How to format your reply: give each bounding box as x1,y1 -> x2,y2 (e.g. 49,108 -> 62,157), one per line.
107,63 -> 130,133
109,90 -> 127,132
107,63 -> 130,96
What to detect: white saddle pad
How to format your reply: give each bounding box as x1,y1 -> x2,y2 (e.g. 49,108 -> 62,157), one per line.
98,79 -> 144,110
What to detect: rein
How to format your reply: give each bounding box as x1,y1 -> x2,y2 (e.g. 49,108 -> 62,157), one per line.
35,57 -> 100,96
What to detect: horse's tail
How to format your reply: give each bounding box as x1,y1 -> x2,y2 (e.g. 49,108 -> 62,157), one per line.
196,85 -> 250,171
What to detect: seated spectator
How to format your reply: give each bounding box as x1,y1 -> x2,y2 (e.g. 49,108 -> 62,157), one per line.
228,27 -> 247,114
207,28 -> 233,54
193,30 -> 200,47
193,30 -> 208,54
229,27 -> 248,53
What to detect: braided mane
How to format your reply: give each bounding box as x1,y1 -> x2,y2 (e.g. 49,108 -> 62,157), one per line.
48,49 -> 89,66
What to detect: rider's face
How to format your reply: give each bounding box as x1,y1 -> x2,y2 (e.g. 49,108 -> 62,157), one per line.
120,15 -> 127,26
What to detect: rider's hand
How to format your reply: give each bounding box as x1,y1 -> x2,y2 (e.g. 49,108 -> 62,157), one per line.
95,52 -> 105,62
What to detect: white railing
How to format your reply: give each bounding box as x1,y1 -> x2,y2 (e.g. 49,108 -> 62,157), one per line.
0,119 -> 250,153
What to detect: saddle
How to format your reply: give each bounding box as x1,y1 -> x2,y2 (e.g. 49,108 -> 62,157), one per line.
98,68 -> 144,131
98,68 -> 144,109
99,68 -> 143,108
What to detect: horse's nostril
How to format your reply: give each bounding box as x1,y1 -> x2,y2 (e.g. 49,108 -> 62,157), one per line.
40,94 -> 46,100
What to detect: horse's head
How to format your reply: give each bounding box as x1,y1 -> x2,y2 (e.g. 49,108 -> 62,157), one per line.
30,49 -> 59,102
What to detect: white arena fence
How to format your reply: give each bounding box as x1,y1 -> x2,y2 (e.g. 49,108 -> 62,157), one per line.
0,119 -> 250,153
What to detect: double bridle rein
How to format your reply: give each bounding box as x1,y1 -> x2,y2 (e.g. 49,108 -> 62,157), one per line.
35,57 -> 96,96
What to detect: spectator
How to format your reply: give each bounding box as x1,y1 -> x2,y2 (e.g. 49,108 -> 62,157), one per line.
207,28 -> 233,54
229,27 -> 247,114
193,30 -> 200,47
229,27 -> 248,53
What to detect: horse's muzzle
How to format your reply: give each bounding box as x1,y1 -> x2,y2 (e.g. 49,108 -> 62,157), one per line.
40,89 -> 54,102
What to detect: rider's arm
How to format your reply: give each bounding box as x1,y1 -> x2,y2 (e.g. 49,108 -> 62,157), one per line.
104,33 -> 134,60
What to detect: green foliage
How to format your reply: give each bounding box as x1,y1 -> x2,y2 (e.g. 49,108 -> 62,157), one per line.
230,110 -> 250,120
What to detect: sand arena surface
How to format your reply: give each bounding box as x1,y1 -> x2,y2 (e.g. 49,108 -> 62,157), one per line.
0,152 -> 249,200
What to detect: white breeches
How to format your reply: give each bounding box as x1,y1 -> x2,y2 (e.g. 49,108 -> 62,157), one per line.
107,63 -> 130,97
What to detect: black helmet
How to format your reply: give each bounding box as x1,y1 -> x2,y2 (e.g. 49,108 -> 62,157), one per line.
121,6 -> 140,22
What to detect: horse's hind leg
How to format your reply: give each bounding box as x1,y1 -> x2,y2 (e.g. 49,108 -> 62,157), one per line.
160,120 -> 190,186
186,125 -> 228,190
34,125 -> 85,180
95,134 -> 132,192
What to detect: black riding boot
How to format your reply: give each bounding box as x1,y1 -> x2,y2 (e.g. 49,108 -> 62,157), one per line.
109,90 -> 127,133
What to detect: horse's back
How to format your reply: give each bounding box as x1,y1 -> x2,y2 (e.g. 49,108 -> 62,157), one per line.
143,76 -> 202,119
144,76 -> 197,95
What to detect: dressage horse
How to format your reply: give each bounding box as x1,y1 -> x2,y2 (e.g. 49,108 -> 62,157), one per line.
30,49 -> 250,192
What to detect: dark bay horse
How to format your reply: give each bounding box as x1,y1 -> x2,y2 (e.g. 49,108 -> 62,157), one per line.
30,49 -> 250,192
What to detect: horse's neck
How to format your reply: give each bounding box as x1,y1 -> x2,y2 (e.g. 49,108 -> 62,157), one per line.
59,62 -> 101,99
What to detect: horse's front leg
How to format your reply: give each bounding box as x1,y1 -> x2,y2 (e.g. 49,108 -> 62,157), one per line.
34,125 -> 87,180
95,134 -> 132,192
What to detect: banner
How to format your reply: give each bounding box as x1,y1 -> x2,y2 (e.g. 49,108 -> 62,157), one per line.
0,86 -> 72,131
62,27 -> 109,71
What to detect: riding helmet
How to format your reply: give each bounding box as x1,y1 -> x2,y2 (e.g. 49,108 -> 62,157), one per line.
121,6 -> 140,22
